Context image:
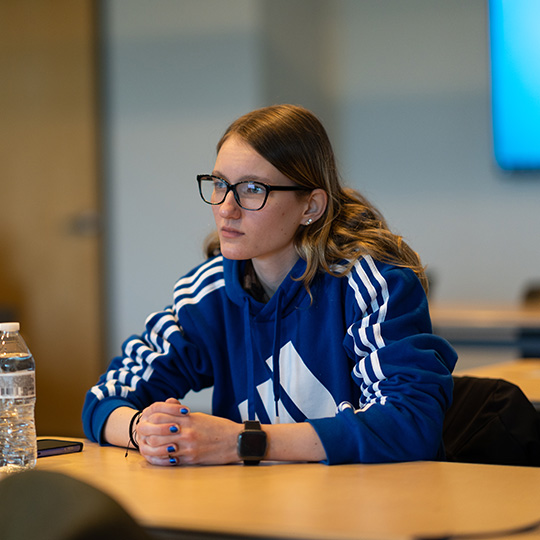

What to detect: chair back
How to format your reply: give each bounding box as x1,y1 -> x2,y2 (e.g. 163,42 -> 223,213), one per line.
443,375 -> 540,466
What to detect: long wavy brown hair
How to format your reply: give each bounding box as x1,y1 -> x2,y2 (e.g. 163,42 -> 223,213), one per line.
204,104 -> 428,293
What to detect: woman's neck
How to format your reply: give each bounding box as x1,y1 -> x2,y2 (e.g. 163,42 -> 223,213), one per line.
251,252 -> 299,299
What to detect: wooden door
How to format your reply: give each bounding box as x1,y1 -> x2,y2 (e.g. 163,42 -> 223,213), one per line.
0,1 -> 103,436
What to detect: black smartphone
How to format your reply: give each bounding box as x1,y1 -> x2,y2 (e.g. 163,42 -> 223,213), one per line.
37,438 -> 84,458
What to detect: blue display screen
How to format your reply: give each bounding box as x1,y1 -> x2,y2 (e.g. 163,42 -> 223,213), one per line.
489,0 -> 540,170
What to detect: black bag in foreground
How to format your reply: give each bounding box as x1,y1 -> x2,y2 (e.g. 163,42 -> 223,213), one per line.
443,375 -> 540,466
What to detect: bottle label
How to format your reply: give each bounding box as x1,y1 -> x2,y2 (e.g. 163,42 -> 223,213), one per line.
0,371 -> 36,398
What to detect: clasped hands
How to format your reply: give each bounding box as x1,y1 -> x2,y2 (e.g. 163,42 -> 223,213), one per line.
136,397 -> 242,466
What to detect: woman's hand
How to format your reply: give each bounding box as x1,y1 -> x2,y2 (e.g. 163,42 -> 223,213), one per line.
136,398 -> 242,466
104,400 -> 326,466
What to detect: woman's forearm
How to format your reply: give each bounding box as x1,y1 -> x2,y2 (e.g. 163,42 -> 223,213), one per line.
102,406 -> 139,447
264,422 -> 326,462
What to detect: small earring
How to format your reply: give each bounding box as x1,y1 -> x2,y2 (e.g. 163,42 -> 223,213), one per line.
305,218 -> 313,226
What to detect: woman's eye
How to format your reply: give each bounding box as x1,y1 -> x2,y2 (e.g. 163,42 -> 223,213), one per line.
244,182 -> 265,195
213,179 -> 227,190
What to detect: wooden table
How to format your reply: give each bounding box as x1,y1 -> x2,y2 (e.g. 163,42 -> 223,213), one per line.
430,303 -> 540,347
36,439 -> 540,540
457,358 -> 540,407
430,303 -> 540,330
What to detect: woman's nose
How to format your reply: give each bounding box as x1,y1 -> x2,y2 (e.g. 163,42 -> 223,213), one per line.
219,190 -> 241,218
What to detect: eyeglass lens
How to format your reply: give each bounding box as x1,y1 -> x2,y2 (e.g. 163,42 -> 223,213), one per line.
199,176 -> 267,210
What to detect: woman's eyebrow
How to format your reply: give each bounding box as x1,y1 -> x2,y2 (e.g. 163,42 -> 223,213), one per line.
211,170 -> 270,183
211,170 -> 226,179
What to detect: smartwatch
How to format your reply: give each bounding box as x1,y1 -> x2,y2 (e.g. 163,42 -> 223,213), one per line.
237,420 -> 267,465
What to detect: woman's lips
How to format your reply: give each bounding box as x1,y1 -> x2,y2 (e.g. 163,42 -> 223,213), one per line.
220,226 -> 244,239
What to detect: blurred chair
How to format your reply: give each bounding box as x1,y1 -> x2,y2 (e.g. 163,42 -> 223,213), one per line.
0,469 -> 152,540
443,376 -> 540,466
520,282 -> 540,358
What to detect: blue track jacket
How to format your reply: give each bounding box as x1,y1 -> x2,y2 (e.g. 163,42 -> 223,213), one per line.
82,255 -> 457,464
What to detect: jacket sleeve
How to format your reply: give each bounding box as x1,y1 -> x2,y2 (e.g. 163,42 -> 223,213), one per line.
82,307 -> 213,443
308,257 -> 457,464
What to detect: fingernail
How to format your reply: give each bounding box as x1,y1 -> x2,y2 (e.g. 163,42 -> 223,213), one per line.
180,407 -> 189,415
169,425 -> 178,433
169,457 -> 177,465
167,445 -> 175,453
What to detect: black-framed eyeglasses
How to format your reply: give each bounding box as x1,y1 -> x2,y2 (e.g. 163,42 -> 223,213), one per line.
197,174 -> 311,211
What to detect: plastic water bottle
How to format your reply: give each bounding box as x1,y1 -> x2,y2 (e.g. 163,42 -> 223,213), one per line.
0,322 -> 37,472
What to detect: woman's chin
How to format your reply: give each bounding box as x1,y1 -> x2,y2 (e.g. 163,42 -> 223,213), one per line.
219,247 -> 249,261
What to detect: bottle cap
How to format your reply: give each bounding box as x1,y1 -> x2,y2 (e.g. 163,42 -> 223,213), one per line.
0,322 -> 20,333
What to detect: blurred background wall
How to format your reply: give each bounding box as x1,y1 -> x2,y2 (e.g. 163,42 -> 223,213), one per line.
105,0 -> 540,344
2,0 -> 540,431
1,1 -> 103,435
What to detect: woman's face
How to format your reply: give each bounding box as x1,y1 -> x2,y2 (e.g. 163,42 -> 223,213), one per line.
211,135 -> 311,271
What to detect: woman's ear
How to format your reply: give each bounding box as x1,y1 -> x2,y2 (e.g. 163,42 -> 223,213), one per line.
302,188 -> 328,226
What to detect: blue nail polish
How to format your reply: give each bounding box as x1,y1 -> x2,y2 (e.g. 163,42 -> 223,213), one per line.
169,425 -> 178,433
180,407 -> 189,415
169,457 -> 177,465
167,445 -> 175,453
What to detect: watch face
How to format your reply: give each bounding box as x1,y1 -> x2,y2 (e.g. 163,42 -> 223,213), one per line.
239,430 -> 267,459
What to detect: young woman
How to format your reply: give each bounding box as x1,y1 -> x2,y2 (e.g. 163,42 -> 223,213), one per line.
82,104 -> 457,466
